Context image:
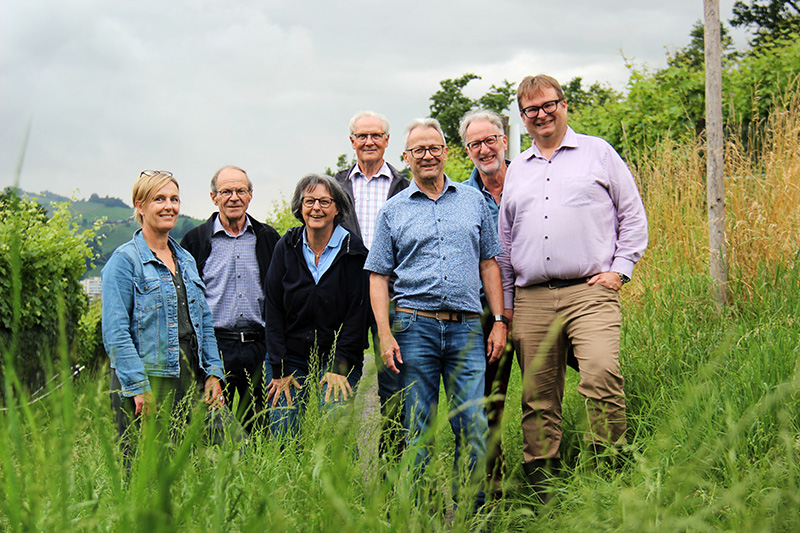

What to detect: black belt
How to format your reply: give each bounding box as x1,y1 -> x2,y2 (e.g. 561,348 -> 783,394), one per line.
531,278 -> 588,290
214,328 -> 264,343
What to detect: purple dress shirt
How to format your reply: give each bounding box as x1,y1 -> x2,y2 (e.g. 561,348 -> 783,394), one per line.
497,127 -> 648,309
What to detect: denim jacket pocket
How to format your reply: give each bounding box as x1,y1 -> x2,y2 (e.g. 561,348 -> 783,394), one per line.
134,277 -> 163,312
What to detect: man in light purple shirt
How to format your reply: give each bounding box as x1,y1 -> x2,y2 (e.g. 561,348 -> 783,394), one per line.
497,74 -> 648,503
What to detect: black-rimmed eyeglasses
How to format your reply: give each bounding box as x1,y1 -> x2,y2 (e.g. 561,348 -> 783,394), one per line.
406,145 -> 445,159
466,135 -> 501,152
302,197 -> 335,208
521,99 -> 563,119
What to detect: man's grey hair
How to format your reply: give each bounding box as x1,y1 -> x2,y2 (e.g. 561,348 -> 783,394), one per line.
349,111 -> 390,135
290,173 -> 353,226
210,165 -> 253,193
458,109 -> 505,145
403,118 -> 446,149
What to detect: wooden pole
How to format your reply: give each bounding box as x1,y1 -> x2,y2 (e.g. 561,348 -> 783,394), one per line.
704,0 -> 730,306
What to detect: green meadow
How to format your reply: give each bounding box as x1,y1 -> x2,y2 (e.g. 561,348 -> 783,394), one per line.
3,50 -> 800,531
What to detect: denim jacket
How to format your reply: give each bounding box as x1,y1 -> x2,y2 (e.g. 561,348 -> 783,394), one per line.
102,230 -> 225,397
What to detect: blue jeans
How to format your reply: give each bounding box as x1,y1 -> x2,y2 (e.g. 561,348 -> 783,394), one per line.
394,310 -> 488,494
268,362 -> 362,438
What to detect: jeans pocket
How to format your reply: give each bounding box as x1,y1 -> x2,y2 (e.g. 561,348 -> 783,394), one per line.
391,313 -> 413,334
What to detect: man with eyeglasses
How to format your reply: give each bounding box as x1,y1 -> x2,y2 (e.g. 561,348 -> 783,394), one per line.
365,118 -> 507,509
496,74 -> 648,503
181,165 -> 280,432
334,111 -> 409,459
458,109 -> 515,493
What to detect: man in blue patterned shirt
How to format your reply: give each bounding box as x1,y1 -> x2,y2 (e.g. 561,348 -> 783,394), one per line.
365,118 -> 508,508
181,166 -> 280,432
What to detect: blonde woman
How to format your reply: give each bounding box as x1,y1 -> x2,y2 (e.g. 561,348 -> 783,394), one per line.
102,171 -> 242,445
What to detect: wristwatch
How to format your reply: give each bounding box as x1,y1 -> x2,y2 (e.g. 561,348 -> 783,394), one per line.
493,314 -> 509,325
616,272 -> 631,284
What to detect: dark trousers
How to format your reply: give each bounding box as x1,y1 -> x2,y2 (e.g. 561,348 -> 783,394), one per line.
217,337 -> 268,432
110,367 -> 247,464
481,311 -> 515,483
371,319 -> 406,460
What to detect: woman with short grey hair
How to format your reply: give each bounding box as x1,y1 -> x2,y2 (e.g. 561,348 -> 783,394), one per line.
265,173 -> 369,437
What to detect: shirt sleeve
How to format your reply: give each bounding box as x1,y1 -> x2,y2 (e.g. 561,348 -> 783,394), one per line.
496,177 -> 516,310
605,145 -> 649,278
478,195 -> 503,260
101,252 -> 151,396
363,207 -> 395,275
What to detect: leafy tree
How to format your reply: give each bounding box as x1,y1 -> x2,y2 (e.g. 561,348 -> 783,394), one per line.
429,74 -> 517,145
667,20 -> 737,69
731,0 -> 800,47
0,190 -> 98,393
263,197 -> 300,236
562,77 -> 622,114
569,19 -> 799,162
430,73 -> 480,144
324,153 -> 355,177
476,80 -> 516,117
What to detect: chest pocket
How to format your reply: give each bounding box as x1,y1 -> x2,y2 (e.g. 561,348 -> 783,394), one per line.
559,175 -> 607,208
134,278 -> 163,312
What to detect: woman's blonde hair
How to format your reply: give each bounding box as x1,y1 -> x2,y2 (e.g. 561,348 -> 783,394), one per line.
132,171 -> 179,225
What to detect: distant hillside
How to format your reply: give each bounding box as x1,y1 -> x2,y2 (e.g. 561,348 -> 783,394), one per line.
21,190 -> 203,278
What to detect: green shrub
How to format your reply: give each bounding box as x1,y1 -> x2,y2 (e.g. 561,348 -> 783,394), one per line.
0,190 -> 98,393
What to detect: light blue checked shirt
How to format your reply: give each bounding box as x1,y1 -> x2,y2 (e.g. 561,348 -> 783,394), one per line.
203,215 -> 264,329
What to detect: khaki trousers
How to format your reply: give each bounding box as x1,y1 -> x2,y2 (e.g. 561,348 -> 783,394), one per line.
513,283 -> 626,462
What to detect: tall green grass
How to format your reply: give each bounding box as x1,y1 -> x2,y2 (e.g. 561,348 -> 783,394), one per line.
2,94 -> 800,531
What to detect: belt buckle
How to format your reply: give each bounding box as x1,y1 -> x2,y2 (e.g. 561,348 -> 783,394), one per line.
239,332 -> 250,343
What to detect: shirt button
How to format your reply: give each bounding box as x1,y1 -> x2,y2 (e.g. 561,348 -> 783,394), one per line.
544,215 -> 548,219
545,197 -> 549,200
544,236 -> 548,239
546,257 -> 551,261
238,294 -> 242,298
442,257 -> 446,260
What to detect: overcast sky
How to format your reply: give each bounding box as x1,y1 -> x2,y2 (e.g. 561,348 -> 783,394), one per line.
0,0 -> 749,219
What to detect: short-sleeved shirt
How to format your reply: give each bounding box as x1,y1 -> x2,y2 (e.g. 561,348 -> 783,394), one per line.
364,176 -> 502,314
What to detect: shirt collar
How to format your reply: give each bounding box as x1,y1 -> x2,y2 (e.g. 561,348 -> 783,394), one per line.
302,224 -> 348,250
408,174 -> 456,198
527,126 -> 579,160
212,213 -> 253,237
348,160 -> 391,181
